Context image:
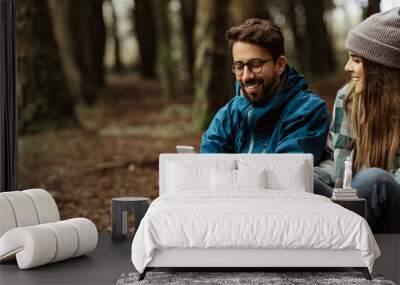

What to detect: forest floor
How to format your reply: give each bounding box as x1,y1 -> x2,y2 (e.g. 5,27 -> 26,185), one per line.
18,72 -> 346,233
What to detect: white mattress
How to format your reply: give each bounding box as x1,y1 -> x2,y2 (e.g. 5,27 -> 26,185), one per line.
131,190 -> 380,273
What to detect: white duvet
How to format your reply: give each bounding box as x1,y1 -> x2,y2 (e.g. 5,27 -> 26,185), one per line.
131,190 -> 380,273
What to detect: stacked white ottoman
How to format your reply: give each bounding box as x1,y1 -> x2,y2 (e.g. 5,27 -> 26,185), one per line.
0,189 -> 97,269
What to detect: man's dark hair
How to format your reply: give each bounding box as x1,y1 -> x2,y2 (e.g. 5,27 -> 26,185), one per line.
226,18 -> 285,60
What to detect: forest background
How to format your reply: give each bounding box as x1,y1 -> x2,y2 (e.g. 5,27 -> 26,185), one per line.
17,0 -> 399,232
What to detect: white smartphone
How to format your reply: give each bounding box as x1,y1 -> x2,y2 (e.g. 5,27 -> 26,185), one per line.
176,145 -> 196,154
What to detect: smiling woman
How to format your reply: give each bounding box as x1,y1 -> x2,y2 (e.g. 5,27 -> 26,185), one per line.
314,7 -> 400,233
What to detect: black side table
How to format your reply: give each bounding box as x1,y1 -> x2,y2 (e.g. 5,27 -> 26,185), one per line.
111,197 -> 150,242
331,198 -> 366,218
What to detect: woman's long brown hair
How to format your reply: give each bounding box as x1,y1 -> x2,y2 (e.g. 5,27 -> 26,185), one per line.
344,58 -> 400,172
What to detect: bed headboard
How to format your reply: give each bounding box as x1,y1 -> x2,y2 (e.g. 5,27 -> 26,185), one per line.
159,153 -> 314,196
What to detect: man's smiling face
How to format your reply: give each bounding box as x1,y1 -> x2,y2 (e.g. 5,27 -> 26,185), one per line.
232,41 -> 282,106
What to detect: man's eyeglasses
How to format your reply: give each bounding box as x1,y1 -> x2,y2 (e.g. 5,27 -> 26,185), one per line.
232,58 -> 274,76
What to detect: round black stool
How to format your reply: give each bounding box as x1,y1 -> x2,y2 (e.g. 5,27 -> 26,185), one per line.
111,197 -> 150,242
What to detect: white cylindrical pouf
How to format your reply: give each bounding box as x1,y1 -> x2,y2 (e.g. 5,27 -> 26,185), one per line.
42,221 -> 79,262
0,226 -> 57,269
0,192 -> 39,227
23,189 -> 60,224
65,218 -> 98,257
0,219 -> 98,269
0,196 -> 17,237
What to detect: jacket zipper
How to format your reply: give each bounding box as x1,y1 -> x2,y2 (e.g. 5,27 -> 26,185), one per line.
247,107 -> 254,154
262,142 -> 267,153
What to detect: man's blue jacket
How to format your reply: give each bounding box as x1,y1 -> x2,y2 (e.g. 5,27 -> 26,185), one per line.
200,65 -> 329,165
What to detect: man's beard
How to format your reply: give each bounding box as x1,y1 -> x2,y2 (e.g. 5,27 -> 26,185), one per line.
240,75 -> 279,107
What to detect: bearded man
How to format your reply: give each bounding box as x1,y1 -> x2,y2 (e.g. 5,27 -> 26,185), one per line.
200,18 -> 329,165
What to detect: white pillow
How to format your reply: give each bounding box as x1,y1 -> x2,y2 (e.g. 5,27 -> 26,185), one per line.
167,159 -> 236,192
211,169 -> 236,190
211,168 -> 267,190
237,169 -> 267,189
167,163 -> 210,191
268,161 -> 307,191
237,159 -> 308,192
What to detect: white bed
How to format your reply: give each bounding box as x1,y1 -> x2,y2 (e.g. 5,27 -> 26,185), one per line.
131,154 -> 380,280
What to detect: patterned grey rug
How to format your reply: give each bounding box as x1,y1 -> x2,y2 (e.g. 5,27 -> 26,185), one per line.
116,271 -> 396,285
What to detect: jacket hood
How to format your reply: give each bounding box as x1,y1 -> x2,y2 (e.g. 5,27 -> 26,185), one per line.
234,65 -> 309,128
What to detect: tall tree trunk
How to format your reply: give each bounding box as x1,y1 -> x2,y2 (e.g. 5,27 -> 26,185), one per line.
71,0 -> 106,103
111,0 -> 123,72
151,0 -> 182,101
287,0 -> 308,73
364,0 -> 380,19
48,0 -> 105,104
16,0 -> 77,133
134,0 -> 157,78
231,0 -> 270,25
302,0 -> 336,76
90,0 -> 106,88
47,0 -> 82,99
192,0 -> 231,130
180,0 -> 196,81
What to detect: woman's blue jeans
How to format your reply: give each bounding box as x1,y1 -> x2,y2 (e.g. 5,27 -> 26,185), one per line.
314,167 -> 400,233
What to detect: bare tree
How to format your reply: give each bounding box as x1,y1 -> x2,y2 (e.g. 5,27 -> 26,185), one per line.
48,0 -> 106,104
151,0 -> 182,101
192,0 -> 231,130
302,0 -> 336,75
71,0 -> 106,102
134,0 -> 157,78
47,0 -> 82,99
287,0 -> 308,72
180,0 -> 196,81
16,0 -> 77,133
91,0 -> 107,88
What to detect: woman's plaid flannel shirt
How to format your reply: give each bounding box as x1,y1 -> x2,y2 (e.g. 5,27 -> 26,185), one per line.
331,85 -> 400,186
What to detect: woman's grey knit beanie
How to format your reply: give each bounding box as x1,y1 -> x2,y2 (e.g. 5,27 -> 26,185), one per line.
345,7 -> 400,69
